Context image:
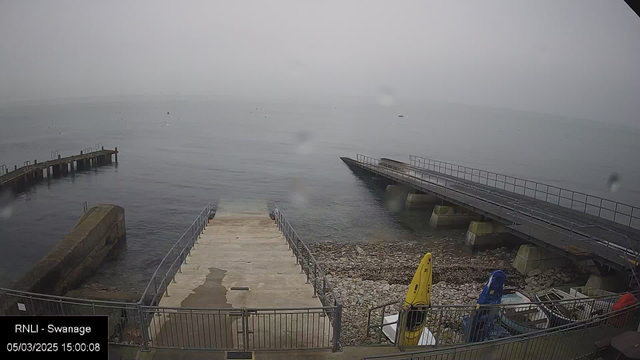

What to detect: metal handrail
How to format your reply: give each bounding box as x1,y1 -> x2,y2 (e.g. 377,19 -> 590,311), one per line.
504,205 -> 640,266
409,156 -> 639,263
366,289 -> 640,344
142,304 -> 339,311
0,286 -> 140,306
139,204 -> 212,306
364,300 -> 640,359
273,204 -> 342,306
410,155 -> 640,229
398,156 -> 640,261
273,205 -> 343,350
355,154 -> 639,269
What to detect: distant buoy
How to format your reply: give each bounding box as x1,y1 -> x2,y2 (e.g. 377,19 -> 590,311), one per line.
167,111 -> 170,115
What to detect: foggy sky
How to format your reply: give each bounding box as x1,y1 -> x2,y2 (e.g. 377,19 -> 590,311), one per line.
1,1 -> 639,126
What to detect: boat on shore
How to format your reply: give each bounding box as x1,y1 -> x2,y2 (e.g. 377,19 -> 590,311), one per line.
499,289 -> 549,334
534,288 -> 609,327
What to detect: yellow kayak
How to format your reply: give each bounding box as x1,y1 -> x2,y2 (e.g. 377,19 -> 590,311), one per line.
401,252 -> 432,346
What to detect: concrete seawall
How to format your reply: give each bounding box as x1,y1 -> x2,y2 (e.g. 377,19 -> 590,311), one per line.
11,204 -> 126,296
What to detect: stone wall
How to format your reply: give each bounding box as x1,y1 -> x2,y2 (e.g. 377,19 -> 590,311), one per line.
10,204 -> 126,295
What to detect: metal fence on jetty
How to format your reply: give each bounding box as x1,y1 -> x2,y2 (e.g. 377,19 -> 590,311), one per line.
354,154 -> 640,272
0,203 -> 343,352
408,155 -> 640,230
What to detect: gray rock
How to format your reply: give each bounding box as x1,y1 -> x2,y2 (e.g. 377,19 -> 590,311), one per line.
528,269 -> 542,277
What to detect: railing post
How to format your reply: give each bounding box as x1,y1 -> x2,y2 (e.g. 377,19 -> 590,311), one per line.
332,304 -> 342,352
322,277 -> 327,303
312,263 -> 318,298
153,277 -> 158,299
242,308 -> 250,352
395,305 -> 406,351
138,303 -> 150,351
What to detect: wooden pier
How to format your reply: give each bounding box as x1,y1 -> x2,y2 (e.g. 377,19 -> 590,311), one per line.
0,147 -> 118,192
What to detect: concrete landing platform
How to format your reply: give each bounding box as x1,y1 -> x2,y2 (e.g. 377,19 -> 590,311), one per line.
148,199 -> 330,350
160,199 -> 321,309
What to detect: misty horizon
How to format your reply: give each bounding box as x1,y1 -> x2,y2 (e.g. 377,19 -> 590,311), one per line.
1,0 -> 639,127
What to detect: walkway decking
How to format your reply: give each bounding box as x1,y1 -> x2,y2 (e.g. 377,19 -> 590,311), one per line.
342,155 -> 640,272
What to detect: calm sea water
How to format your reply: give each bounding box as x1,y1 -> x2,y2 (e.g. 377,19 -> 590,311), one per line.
1,99 -> 638,291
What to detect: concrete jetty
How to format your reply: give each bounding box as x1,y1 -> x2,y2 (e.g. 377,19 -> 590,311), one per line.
343,154 -> 640,281
146,200 -> 332,351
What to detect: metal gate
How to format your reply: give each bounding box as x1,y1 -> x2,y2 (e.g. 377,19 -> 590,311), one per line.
142,305 -> 339,351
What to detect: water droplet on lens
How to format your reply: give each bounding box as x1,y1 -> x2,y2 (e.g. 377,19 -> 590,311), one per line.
0,205 -> 14,219
295,131 -> 313,155
607,173 -> 621,193
288,179 -> 309,206
378,86 -> 395,107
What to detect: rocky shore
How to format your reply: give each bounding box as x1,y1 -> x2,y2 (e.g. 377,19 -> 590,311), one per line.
309,236 -> 588,346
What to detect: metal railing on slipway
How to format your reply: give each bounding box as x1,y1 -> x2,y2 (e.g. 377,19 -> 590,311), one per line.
139,204 -> 212,307
140,304 -> 338,351
273,204 -> 343,348
1,203 -> 342,352
274,204 -> 343,310
409,155 -> 640,230
363,301 -> 640,360
353,154 -> 640,271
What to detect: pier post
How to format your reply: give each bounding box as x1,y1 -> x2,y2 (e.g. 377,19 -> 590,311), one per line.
464,221 -> 521,249
47,166 -> 51,178
115,147 -> 118,163
512,245 -> 570,275
405,193 -> 439,209
429,205 -> 482,228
